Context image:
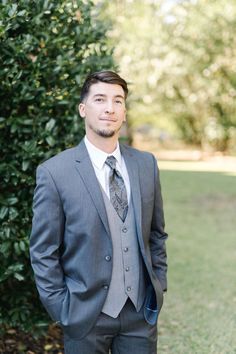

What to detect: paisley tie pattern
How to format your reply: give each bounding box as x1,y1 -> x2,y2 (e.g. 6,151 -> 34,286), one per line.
105,156 -> 128,222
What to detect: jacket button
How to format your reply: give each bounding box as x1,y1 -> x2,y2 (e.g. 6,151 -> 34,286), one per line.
105,255 -> 111,261
127,286 -> 131,292
122,227 -> 127,233
124,247 -> 128,252
103,285 -> 109,290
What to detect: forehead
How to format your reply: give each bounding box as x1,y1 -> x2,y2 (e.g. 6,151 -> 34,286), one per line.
88,82 -> 125,98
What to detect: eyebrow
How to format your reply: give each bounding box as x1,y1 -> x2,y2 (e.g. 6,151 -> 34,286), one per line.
93,94 -> 125,99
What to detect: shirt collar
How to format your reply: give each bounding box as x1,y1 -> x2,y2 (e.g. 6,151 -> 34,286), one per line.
84,136 -> 122,170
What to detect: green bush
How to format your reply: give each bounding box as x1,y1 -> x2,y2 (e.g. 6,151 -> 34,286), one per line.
0,0 -> 114,334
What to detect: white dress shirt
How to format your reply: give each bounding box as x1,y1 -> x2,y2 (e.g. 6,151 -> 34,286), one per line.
84,136 -> 131,203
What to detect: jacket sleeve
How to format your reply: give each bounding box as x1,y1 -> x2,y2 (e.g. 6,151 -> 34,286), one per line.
29,164 -> 66,321
149,154 -> 168,292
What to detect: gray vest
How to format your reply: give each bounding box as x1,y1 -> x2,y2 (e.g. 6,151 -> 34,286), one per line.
101,188 -> 146,318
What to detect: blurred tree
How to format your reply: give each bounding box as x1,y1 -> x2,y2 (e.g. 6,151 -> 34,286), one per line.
161,0 -> 236,151
104,0 -> 236,151
102,1 -> 169,131
0,0 -> 114,334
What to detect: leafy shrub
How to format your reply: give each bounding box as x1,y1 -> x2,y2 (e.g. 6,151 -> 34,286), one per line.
0,0 -> 114,334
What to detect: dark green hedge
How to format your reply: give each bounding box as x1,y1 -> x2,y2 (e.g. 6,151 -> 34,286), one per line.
0,0 -> 114,334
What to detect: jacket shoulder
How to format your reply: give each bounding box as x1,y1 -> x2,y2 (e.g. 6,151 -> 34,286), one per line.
39,146 -> 77,172
121,143 -> 155,161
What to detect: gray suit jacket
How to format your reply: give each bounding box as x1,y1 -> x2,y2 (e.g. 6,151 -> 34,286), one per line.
30,140 -> 168,339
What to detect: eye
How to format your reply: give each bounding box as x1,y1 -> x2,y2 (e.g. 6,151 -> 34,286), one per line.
95,97 -> 104,102
115,100 -> 122,104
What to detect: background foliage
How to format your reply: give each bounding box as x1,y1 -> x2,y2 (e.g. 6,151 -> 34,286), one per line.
105,0 -> 236,151
0,0 -> 114,334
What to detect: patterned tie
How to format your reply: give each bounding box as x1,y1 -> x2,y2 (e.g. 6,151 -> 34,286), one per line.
105,156 -> 128,222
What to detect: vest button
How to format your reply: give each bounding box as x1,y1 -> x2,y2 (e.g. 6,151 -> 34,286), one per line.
103,285 -> 109,290
125,267 -> 130,272
127,286 -> 131,292
124,247 -> 128,252
122,227 -> 127,233
105,255 -> 111,261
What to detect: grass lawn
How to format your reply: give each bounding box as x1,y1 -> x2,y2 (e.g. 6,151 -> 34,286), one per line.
157,167 -> 236,354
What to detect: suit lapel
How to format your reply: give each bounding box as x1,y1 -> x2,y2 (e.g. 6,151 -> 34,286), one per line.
121,145 -> 144,248
74,140 -> 110,236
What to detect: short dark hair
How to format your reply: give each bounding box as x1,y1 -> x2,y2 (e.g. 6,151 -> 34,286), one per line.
80,70 -> 128,102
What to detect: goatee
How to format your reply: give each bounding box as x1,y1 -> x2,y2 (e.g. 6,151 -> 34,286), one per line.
96,129 -> 116,138
88,123 -> 123,138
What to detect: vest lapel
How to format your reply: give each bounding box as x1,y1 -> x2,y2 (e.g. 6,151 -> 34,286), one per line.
74,140 -> 110,237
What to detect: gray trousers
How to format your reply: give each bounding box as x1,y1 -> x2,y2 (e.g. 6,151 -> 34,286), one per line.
64,299 -> 157,354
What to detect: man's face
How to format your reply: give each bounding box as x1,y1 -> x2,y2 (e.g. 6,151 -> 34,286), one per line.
79,82 -> 126,140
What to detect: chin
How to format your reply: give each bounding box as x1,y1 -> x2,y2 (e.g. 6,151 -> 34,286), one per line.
97,129 -> 116,138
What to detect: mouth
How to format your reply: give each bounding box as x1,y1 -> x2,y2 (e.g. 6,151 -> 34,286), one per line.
99,118 -> 117,122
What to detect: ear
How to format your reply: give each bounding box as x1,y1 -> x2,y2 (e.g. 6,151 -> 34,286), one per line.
78,103 -> 86,118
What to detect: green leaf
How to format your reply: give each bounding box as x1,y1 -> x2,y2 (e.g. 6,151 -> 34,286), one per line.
45,118 -> 56,131
7,197 -> 18,205
22,160 -> 30,171
0,207 -> 8,220
46,136 -> 56,146
19,240 -> 26,252
17,10 -> 26,17
0,242 -> 11,254
8,4 -> 18,17
5,227 -> 11,238
9,207 -> 19,220
14,242 -> 20,255
14,273 -> 24,281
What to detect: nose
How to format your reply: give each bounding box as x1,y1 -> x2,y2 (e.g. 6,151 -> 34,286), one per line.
105,100 -> 115,114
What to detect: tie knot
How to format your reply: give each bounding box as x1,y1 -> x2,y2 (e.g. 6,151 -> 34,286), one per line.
105,155 -> 116,170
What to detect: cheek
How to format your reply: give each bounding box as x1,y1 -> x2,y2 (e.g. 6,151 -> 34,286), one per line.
84,108 -> 96,118
86,106 -> 103,116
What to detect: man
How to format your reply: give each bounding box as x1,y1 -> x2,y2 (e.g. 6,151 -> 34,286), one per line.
30,70 -> 168,354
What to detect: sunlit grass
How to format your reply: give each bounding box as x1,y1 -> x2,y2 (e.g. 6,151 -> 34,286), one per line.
158,160 -> 236,174
158,168 -> 236,354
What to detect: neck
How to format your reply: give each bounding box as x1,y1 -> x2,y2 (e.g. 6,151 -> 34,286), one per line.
86,133 -> 119,154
